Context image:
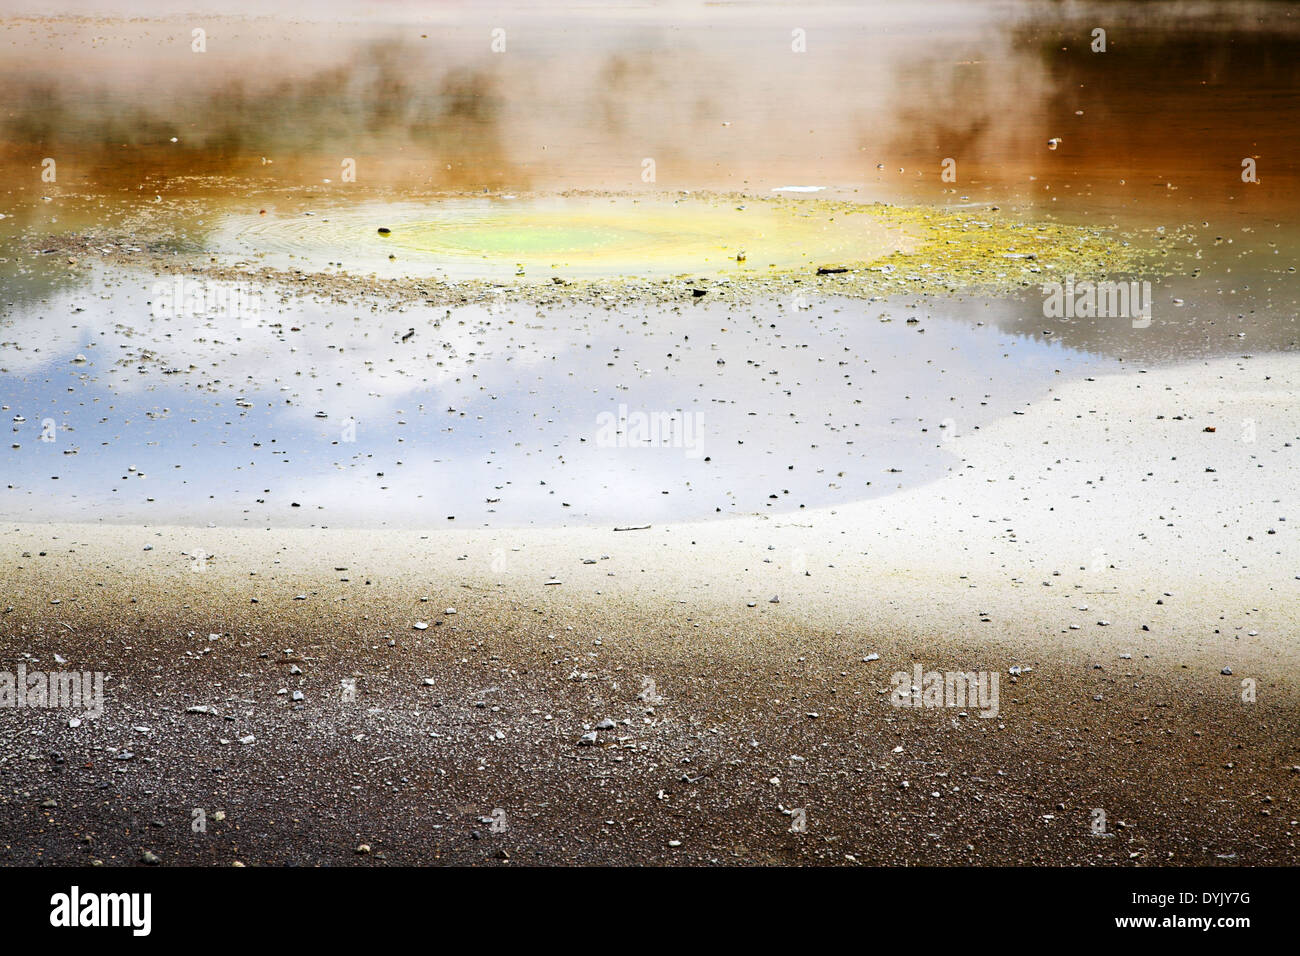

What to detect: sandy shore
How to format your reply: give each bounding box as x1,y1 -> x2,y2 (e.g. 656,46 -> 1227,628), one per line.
2,352 -> 1297,865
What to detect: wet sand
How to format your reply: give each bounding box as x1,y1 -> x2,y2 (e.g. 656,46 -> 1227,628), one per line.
3,353 -> 1297,865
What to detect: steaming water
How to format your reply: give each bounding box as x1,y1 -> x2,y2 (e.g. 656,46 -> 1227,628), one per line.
1,1 -> 1297,528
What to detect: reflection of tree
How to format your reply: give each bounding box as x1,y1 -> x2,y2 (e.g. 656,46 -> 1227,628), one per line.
866,12 -> 1300,208
409,68 -> 513,189
1011,20 -> 1300,183
2,10 -> 1295,206
0,38 -> 526,191
894,60 -> 997,157
4,82 -> 66,149
882,44 -> 1055,174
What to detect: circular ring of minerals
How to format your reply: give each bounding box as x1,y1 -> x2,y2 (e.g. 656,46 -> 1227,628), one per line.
223,195 -> 906,279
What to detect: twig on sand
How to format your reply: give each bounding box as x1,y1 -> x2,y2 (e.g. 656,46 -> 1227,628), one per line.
613,524 -> 652,532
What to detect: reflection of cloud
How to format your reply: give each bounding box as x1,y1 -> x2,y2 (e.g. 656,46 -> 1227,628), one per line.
0,272 -> 532,428
3,276 -> 1105,528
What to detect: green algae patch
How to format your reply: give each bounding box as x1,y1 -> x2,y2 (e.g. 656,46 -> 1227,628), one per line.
226,194 -> 910,280
855,205 -> 1146,295
218,194 -> 1147,293
41,191 -> 1155,306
